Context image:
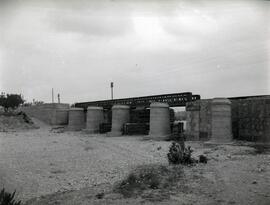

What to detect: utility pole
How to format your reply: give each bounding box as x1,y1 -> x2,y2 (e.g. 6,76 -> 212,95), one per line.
57,93 -> 60,103
52,88 -> 54,103
110,82 -> 114,100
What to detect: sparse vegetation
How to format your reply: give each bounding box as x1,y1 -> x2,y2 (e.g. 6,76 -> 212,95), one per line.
167,141 -> 196,165
0,111 -> 38,132
199,155 -> 208,163
0,188 -> 21,205
114,164 -> 183,199
17,112 -> 33,124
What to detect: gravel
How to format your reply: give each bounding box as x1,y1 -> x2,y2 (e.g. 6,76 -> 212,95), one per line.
1,118 -> 269,205
0,121 -> 171,202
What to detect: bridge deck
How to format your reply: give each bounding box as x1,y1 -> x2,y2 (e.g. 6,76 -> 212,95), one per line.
75,92 -> 200,109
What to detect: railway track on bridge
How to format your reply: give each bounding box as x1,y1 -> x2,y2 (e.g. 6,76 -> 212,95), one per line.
75,92 -> 201,109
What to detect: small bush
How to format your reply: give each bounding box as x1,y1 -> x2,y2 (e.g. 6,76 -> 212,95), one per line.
0,188 -> 21,205
114,164 -> 183,198
167,142 -> 196,165
199,155 -> 208,163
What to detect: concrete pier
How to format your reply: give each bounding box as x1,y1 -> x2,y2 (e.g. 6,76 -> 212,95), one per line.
149,102 -> 171,138
111,105 -> 130,136
68,108 -> 85,131
210,98 -> 232,143
86,106 -> 104,133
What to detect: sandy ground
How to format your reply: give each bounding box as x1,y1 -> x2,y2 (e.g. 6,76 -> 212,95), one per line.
0,118 -> 171,201
0,118 -> 270,205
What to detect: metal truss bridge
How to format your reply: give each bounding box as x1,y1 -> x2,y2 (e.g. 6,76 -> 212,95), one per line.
75,92 -> 200,109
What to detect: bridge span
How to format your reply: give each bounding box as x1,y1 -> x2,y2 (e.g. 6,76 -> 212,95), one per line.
75,92 -> 200,109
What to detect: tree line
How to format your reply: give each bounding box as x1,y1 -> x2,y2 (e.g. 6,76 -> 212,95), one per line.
0,93 -> 24,112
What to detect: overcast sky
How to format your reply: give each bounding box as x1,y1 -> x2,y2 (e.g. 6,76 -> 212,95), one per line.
0,0 -> 269,104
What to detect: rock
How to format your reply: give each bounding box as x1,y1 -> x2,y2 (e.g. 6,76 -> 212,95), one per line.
256,167 -> 264,172
96,192 -> 105,199
252,181 -> 257,184
199,155 -> 208,163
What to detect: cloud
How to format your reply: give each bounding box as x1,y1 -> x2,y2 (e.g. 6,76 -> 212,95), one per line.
0,0 -> 269,103
50,11 -> 133,37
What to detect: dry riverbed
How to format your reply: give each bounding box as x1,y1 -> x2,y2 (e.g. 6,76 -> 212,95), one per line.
0,118 -> 269,205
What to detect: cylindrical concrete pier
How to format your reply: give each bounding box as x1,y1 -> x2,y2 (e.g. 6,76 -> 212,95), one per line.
86,106 -> 104,133
111,105 -> 130,136
149,102 -> 171,138
211,98 -> 232,143
68,108 -> 85,131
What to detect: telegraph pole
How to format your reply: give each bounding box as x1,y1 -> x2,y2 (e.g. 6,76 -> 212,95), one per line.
110,82 -> 114,100
52,88 -> 54,103
57,93 -> 60,103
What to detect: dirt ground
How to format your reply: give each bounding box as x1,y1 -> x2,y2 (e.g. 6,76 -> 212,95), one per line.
0,118 -> 269,205
0,113 -> 38,132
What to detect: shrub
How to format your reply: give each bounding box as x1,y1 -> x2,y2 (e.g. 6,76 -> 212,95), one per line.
17,112 -> 33,124
0,188 -> 21,205
167,142 -> 196,165
199,155 -> 208,163
114,164 -> 183,198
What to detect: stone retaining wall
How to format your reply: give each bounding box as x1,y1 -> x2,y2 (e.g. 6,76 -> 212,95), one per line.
185,97 -> 270,143
232,97 -> 270,142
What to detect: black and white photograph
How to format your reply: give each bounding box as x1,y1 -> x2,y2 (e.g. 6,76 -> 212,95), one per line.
0,0 -> 269,204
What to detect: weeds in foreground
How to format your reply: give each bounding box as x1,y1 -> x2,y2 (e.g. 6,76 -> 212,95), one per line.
0,188 -> 21,205
114,164 -> 183,199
